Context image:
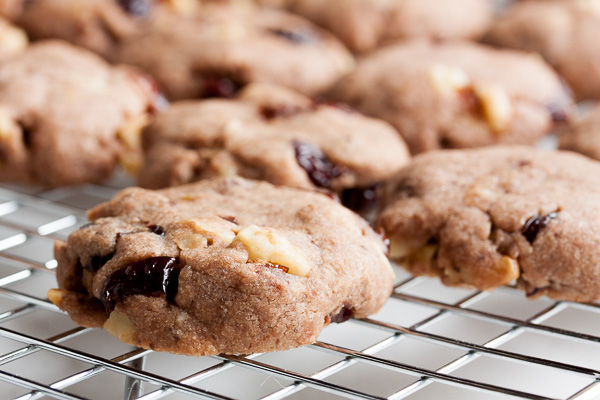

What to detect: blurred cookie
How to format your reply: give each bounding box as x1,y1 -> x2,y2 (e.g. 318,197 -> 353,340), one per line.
485,0 -> 600,100
271,0 -> 494,53
559,105 -> 600,160
139,83 -> 410,213
329,39 -> 574,154
110,4 -> 354,100
0,40 -> 164,187
48,177 -> 394,356
379,146 -> 600,302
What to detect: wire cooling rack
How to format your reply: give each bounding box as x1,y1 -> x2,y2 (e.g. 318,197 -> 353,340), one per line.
0,176 -> 599,400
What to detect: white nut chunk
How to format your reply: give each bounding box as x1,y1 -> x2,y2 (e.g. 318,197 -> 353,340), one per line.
428,64 -> 470,96
473,83 -> 514,133
235,225 -> 311,277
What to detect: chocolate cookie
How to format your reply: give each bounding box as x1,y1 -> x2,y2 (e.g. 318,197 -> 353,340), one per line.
0,17 -> 27,58
110,3 -> 354,100
0,40 -> 164,187
48,177 -> 394,356
138,83 -> 410,213
559,105 -> 600,160
378,145 -> 600,302
329,39 -> 575,154
485,0 -> 600,100
269,0 -> 494,53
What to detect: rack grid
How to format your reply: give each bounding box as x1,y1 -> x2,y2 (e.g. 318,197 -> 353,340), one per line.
0,177 -> 599,400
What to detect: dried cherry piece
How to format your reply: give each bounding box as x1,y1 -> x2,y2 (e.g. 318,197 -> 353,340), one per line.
267,28 -> 316,45
116,0 -> 153,17
101,256 -> 180,311
260,104 -> 308,120
293,140 -> 342,188
522,212 -> 559,243
329,305 -> 354,324
202,77 -> 242,99
147,224 -> 165,237
85,252 -> 115,273
341,185 -> 380,214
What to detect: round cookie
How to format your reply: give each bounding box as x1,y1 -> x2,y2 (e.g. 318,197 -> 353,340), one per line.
110,3 -> 354,100
138,83 -> 410,213
267,0 -> 494,53
0,0 -> 144,57
329,39 -> 575,154
378,145 -> 600,302
484,0 -> 600,100
559,105 -> 600,160
0,40 -> 164,187
48,177 -> 394,356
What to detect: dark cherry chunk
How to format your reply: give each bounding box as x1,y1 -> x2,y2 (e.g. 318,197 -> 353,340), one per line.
329,305 -> 354,324
147,224 -> 165,237
219,215 -> 238,224
522,212 -> 559,243
101,256 -> 180,311
260,104 -> 308,120
202,77 -> 242,99
267,28 -> 317,45
341,185 -> 380,214
116,0 -> 153,18
293,140 -> 342,188
85,252 -> 115,273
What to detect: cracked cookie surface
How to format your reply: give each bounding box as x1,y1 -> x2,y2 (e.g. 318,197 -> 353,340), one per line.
378,145 -> 600,302
329,39 -> 575,154
0,40 -> 163,187
49,177 -> 394,355
138,83 -> 410,214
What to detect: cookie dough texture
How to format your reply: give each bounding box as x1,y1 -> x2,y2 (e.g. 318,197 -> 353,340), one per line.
269,0 -> 494,52
139,83 -> 410,201
49,177 -> 394,356
559,105 -> 600,160
485,0 -> 600,100
329,39 -> 575,154
110,4 -> 354,100
379,146 -> 600,302
0,41 -> 161,187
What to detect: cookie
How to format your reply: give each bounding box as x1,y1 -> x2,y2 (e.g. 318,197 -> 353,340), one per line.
378,145 -> 600,302
0,17 -> 27,58
48,177 -> 394,356
559,105 -> 600,160
329,39 -> 575,154
484,0 -> 600,100
0,40 -> 164,187
138,83 -> 410,214
268,0 -> 494,53
110,3 -> 354,100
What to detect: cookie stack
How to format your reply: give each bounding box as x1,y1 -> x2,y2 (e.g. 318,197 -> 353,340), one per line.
0,0 -> 596,356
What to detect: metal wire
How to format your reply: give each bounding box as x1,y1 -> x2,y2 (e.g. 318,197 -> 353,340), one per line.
0,182 -> 599,400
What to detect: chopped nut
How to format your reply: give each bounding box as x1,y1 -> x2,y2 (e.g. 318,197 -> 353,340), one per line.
388,237 -> 417,259
0,107 -> 17,141
47,288 -> 66,308
104,310 -> 136,343
235,224 -> 311,277
0,20 -> 27,56
172,217 -> 236,250
403,245 -> 438,276
117,114 -> 149,174
493,256 -> 520,285
189,218 -> 236,245
428,64 -> 470,97
164,0 -> 199,14
473,83 -> 513,133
